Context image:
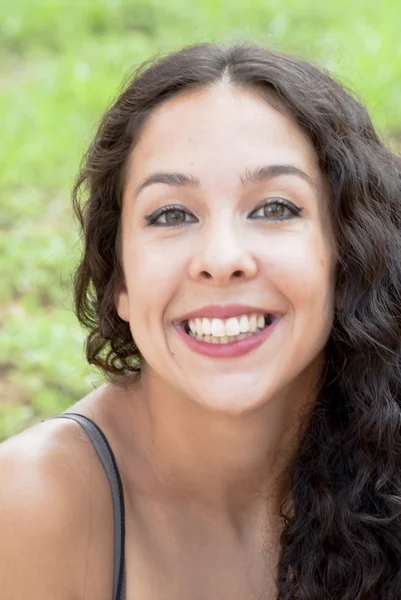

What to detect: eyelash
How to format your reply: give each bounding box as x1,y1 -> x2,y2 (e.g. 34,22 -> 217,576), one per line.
144,199 -> 303,227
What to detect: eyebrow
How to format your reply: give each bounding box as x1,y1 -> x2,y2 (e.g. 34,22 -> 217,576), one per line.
134,164 -> 317,197
239,164 -> 316,188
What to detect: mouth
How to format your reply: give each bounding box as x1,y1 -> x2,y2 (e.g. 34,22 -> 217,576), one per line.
178,313 -> 275,345
174,312 -> 280,359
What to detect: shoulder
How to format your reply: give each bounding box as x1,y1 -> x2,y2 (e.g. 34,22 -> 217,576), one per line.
0,417 -> 114,600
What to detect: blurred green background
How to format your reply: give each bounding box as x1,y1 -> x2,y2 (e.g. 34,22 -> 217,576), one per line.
1,0 -> 400,440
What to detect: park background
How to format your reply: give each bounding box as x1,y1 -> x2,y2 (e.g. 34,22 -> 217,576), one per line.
1,0 -> 400,440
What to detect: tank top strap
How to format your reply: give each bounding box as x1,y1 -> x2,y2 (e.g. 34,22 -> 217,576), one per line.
54,413 -> 126,600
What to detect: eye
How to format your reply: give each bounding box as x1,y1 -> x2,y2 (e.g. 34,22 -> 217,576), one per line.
144,204 -> 198,227
249,198 -> 302,221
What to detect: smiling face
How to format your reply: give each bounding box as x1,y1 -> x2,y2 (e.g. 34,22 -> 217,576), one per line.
116,83 -> 336,414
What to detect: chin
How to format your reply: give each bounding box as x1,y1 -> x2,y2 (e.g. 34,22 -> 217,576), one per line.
192,385 -> 270,416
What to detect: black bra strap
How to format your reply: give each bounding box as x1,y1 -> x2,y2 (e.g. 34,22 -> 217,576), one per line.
55,413 -> 126,600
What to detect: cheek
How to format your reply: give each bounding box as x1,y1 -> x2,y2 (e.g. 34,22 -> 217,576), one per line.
124,238 -> 186,308
266,235 -> 334,310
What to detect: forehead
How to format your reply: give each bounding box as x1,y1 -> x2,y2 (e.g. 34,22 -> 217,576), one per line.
128,83 -> 321,185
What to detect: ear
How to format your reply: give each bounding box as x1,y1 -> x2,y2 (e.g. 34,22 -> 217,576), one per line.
114,283 -> 130,323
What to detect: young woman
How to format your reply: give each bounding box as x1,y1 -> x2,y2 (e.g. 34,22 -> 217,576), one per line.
1,43 -> 400,600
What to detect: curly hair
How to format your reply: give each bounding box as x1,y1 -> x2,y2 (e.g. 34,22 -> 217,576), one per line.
72,43 -> 401,598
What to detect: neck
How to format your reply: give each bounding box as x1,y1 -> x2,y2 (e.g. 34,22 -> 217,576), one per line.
120,363 -> 318,529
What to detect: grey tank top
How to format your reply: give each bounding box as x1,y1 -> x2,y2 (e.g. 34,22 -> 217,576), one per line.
56,413 -> 126,600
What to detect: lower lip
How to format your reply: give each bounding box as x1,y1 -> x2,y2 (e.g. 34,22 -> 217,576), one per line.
174,318 -> 280,358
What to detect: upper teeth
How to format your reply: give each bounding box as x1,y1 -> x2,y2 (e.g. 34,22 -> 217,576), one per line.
188,313 -> 267,337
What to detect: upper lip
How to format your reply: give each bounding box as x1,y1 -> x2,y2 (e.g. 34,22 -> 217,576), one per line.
174,304 -> 276,323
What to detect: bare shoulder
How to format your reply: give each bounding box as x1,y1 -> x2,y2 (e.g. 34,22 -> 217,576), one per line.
0,417 -> 114,600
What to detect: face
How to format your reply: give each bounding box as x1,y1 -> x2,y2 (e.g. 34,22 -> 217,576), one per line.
116,84 -> 336,415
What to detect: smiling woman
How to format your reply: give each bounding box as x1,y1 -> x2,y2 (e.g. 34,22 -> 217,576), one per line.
1,43 -> 401,600
114,82 -> 334,411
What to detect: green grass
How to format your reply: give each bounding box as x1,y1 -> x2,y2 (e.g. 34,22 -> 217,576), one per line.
1,0 -> 400,439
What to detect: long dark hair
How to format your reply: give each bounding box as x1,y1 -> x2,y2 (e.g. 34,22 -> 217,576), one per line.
72,43 -> 401,598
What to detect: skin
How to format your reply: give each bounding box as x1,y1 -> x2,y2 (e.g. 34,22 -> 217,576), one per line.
0,83 -> 336,599
116,82 -> 336,510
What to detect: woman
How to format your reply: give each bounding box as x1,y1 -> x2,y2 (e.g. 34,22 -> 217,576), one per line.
1,43 -> 400,600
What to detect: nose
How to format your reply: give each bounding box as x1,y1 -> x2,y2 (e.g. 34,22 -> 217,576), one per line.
188,219 -> 258,286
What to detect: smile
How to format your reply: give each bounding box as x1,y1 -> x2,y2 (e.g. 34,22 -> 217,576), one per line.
185,313 -> 273,343
174,314 -> 280,358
